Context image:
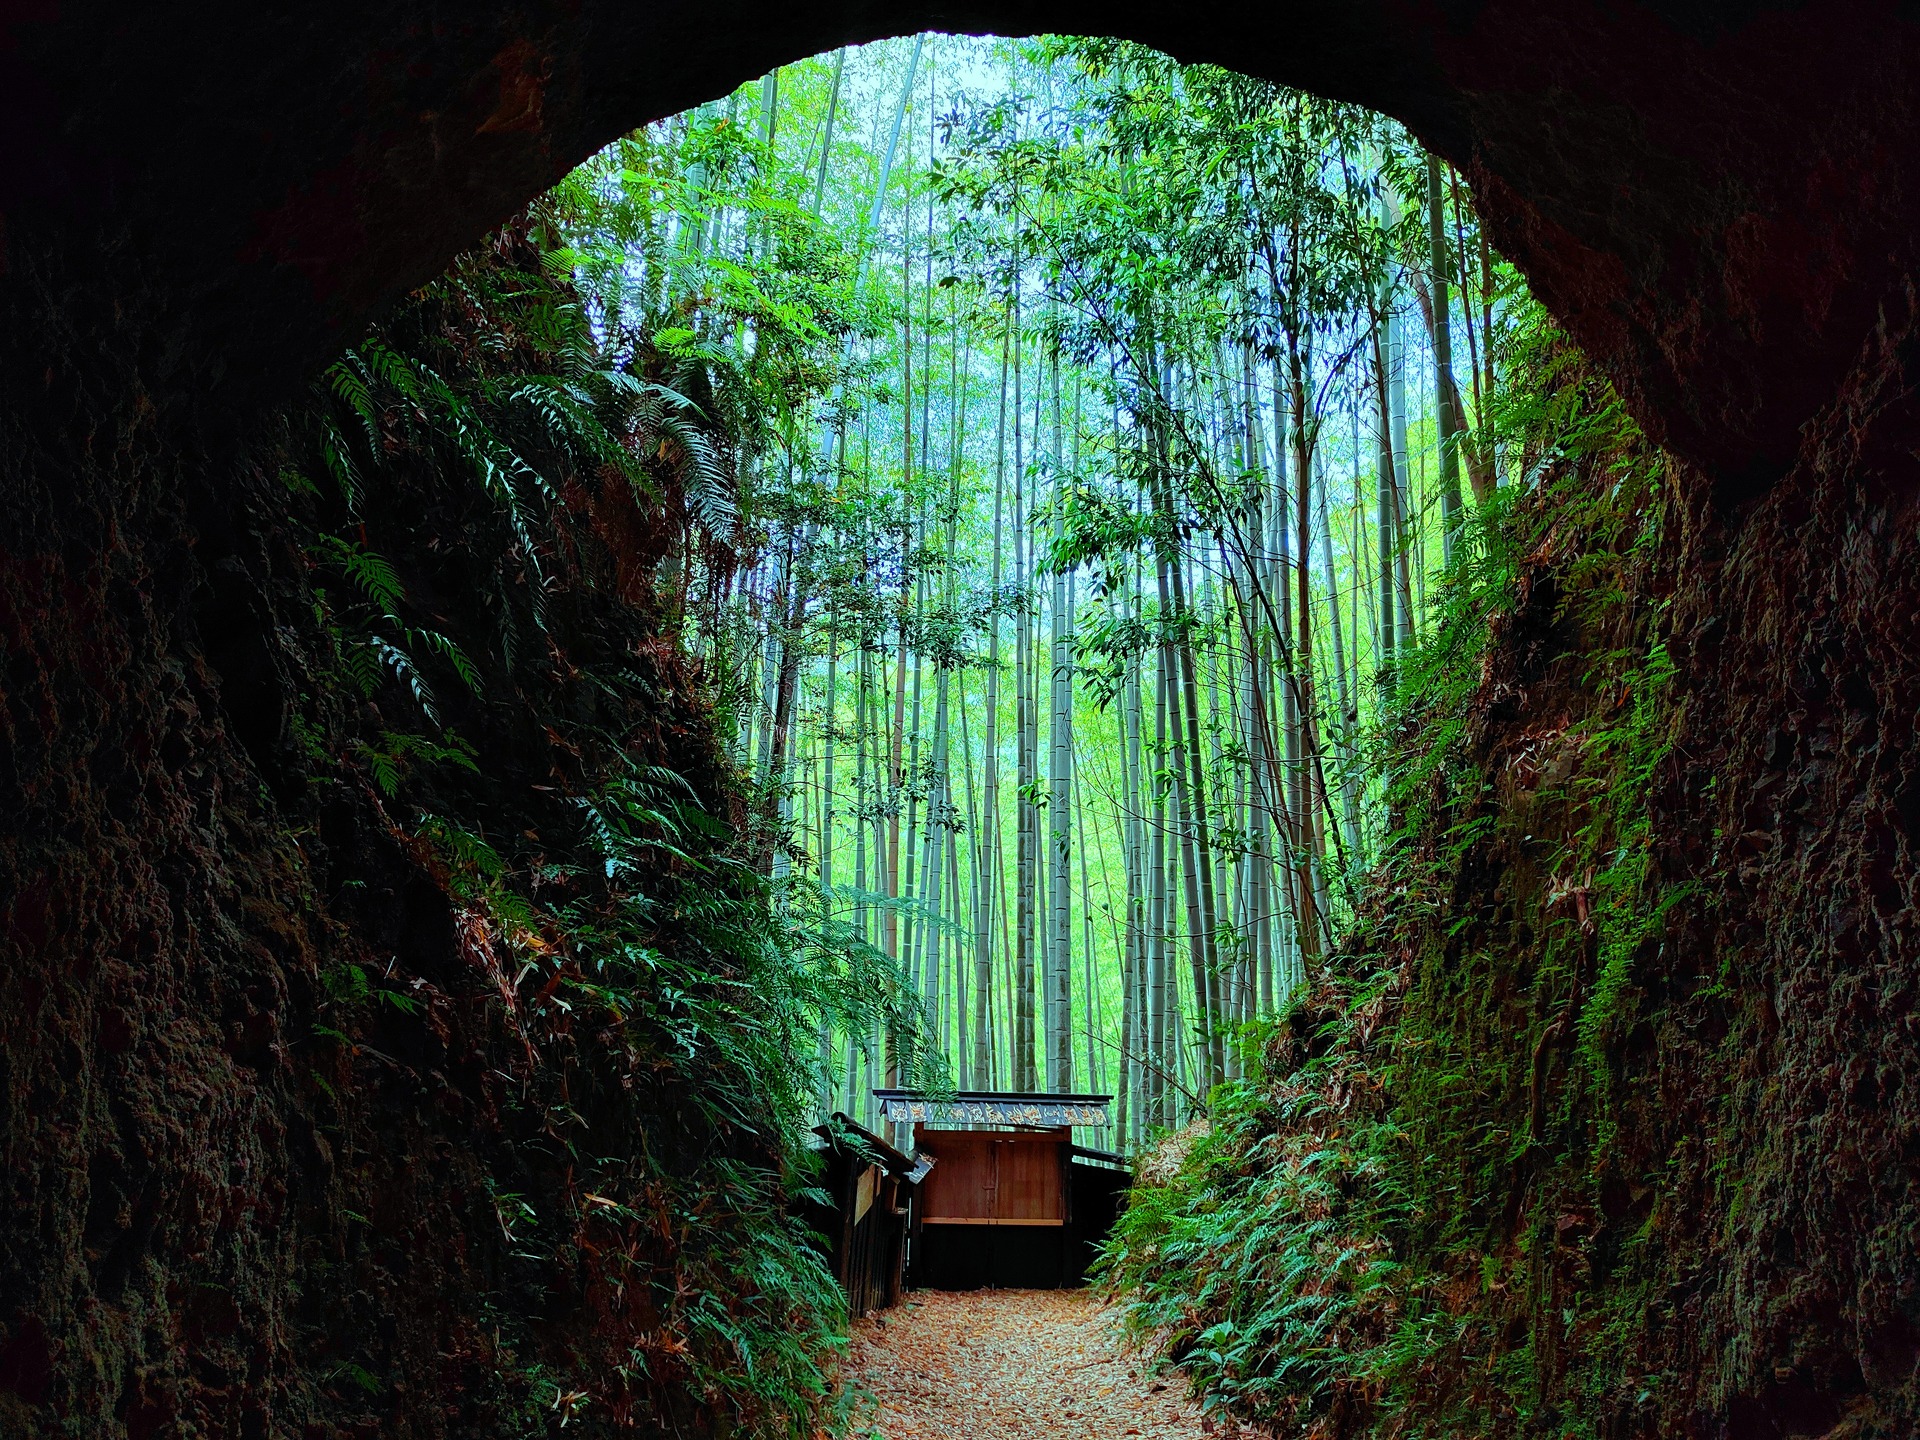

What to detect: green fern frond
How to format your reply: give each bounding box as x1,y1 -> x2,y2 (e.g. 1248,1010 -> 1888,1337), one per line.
318,423 -> 366,514
319,535 -> 407,612
342,640 -> 383,699
368,635 -> 439,726
411,626 -> 484,696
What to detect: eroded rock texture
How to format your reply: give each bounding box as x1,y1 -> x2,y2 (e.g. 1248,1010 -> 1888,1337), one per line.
1379,300 -> 1920,1433
1650,281 -> 1920,1434
2,2 -> 1919,1435
2,232 -> 772,1436
6,3 -> 1916,478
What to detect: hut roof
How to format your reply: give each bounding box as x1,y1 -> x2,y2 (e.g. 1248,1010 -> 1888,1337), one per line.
815,1112 -> 935,1184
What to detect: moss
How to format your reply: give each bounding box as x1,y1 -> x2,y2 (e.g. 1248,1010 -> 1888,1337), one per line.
1104,335 -> 1697,1438
1113,278 -> 1920,1440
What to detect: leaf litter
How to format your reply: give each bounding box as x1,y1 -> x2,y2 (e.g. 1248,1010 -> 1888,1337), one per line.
843,1288 -> 1250,1439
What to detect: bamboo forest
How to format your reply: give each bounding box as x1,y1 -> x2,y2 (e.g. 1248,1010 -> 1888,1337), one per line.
565,36 -> 1529,1138
10,12 -> 1920,1440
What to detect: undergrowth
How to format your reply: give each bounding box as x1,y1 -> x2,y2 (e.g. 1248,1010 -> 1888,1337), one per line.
1101,315 -> 1688,1437
265,209 -> 922,1437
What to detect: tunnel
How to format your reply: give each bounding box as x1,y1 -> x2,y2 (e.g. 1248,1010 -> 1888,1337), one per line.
4,2 -> 1920,1435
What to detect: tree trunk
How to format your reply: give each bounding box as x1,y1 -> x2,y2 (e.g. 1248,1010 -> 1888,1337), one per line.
809,50 -> 845,218
816,623 -> 838,1116
1387,312 -> 1416,650
1119,626 -> 1145,1142
974,329 -> 1009,1089
1046,345 -> 1074,1093
1371,319 -> 1399,666
1428,153 -> 1468,552
1012,268 -> 1038,1093
1287,344 -> 1325,967
1148,632 -> 1172,1127
1318,459 -> 1364,861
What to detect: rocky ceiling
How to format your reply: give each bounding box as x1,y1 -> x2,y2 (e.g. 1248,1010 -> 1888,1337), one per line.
2,2 -> 1916,498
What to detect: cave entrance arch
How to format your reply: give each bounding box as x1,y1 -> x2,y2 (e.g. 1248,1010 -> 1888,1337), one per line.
8,4 -> 1915,494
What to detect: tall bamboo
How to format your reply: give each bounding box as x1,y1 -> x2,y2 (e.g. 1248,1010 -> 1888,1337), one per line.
1045,342 -> 1075,1093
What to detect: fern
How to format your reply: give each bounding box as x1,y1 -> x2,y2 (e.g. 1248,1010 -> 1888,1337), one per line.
411,626 -> 483,694
320,535 -> 406,612
314,536 -> 484,725
367,635 -> 439,725
280,193 -> 867,1437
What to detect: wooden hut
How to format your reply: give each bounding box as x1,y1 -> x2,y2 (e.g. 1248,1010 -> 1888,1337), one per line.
874,1090 -> 1130,1290
807,1113 -> 934,1315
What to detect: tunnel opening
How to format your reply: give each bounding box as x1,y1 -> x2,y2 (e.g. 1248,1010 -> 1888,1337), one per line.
186,34 -> 1539,1427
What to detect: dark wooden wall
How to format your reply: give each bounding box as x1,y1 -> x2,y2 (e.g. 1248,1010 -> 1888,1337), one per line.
910,1128 -> 1130,1290
809,1144 -> 910,1316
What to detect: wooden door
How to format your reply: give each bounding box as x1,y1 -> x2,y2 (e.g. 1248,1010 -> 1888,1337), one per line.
917,1131 -> 995,1220
917,1129 -> 1065,1223
989,1135 -> 1061,1222
912,1129 -> 1075,1289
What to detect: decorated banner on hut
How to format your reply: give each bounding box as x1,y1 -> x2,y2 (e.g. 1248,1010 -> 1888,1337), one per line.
873,1089 -> 1113,1130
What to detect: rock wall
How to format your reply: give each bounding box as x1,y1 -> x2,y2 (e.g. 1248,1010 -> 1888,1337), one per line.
1645,279 -> 1920,1435
1408,281 -> 1920,1431
6,1 -> 1917,477
1107,303 -> 1920,1434
0,229 -> 826,1437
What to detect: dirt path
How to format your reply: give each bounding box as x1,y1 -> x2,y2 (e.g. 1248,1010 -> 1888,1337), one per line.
844,1289 -> 1227,1439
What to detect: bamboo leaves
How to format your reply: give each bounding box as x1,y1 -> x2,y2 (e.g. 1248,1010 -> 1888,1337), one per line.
571,35 -> 1530,1150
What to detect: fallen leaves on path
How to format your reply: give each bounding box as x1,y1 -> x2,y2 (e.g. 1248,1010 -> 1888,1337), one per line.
845,1288 -> 1238,1439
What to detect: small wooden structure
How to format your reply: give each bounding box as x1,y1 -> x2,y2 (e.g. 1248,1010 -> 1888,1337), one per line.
807,1113 -> 934,1315
875,1090 -> 1129,1290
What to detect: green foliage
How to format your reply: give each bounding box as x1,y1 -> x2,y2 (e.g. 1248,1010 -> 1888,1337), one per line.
314,534 -> 482,728
548,112 -> 873,507
1103,1017 -> 1407,1427
530,777 -> 860,1430
267,159 -> 913,1431
281,37 -> 1686,1435
350,729 -> 478,799
1101,311 -> 1683,1437
397,751 -> 941,1436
